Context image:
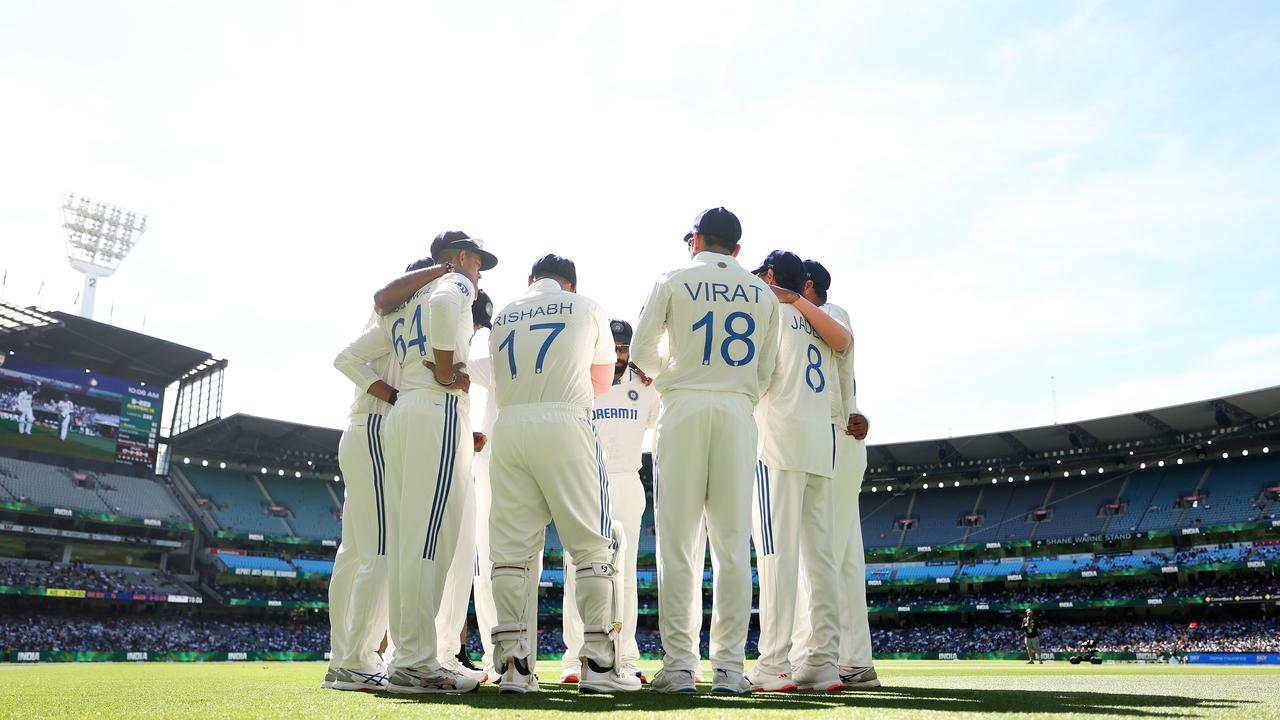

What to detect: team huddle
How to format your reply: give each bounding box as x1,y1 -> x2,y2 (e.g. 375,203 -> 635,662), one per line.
324,207 -> 877,696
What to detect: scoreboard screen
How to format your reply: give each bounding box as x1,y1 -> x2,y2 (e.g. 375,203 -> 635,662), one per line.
0,355 -> 163,468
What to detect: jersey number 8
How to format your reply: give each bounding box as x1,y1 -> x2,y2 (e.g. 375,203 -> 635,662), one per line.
691,311 -> 756,367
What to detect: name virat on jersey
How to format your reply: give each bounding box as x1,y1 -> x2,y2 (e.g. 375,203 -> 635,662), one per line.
683,281 -> 766,304
492,301 -> 575,327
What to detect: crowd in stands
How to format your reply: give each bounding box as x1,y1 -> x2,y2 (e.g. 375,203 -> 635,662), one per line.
210,580 -> 327,603
0,560 -> 185,595
0,614 -> 327,653
871,617 -> 1280,654
866,577 -> 1276,608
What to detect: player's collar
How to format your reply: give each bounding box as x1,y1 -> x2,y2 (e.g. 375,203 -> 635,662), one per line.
526,278 -> 563,294
692,251 -> 739,266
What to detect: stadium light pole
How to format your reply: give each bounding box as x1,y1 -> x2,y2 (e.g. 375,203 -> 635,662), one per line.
60,193 -> 148,320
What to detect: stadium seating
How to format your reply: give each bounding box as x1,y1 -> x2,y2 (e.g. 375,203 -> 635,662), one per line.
92,471 -> 187,521
0,457 -> 111,514
0,557 -> 197,595
861,491 -> 913,549
959,557 -> 1026,578
292,558 -> 334,575
1022,552 -> 1094,575
1185,455 -> 1277,527
1035,474 -> 1123,540
213,554 -> 294,573
966,481 -> 1049,544
259,475 -> 341,539
866,564 -> 895,582
903,485 -> 982,546
182,467 -> 289,536
892,561 -> 957,580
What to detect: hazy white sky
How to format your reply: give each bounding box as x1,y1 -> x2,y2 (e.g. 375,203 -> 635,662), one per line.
2,1 -> 1278,443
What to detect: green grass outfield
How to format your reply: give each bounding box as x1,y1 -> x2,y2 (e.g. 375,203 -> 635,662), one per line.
2,660 -> 1278,719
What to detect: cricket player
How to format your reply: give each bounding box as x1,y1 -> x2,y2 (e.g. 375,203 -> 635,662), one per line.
560,319 -> 659,684
746,250 -> 851,693
790,259 -> 879,689
487,254 -> 639,694
16,387 -> 34,435
380,232 -> 498,694
434,289 -> 497,683
630,208 -> 781,694
326,257 -> 451,691
56,396 -> 74,441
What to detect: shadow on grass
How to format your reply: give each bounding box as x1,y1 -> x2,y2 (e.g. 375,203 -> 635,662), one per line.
378,681 -> 1254,716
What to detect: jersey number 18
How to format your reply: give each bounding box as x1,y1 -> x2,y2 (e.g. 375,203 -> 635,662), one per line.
691,311 -> 756,367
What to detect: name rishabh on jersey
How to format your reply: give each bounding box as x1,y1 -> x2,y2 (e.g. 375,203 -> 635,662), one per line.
488,279 -> 614,411
757,305 -> 841,478
630,252 -> 781,402
382,273 -> 476,394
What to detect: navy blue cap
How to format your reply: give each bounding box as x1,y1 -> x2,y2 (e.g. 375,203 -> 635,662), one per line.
430,231 -> 498,271
692,207 -> 742,244
804,259 -> 832,296
473,289 -> 494,330
531,254 -> 577,285
752,250 -> 806,293
405,256 -> 434,273
609,319 -> 633,344
682,231 -> 694,245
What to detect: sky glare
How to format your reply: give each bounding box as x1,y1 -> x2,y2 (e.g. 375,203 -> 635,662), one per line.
2,1 -> 1278,443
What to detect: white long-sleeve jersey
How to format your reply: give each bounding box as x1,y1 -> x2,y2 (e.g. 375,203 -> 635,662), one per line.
822,302 -> 860,422
383,273 -> 476,396
756,304 -> 839,478
630,251 -> 780,404
333,313 -> 402,419
592,373 -> 660,475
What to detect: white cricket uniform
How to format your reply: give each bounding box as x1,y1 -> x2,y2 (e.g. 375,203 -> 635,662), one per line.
56,399 -> 73,440
381,272 -> 476,673
562,372 -> 658,667
330,317 -> 398,671
751,303 -> 842,678
631,251 -> 780,674
486,279 -> 617,667
790,302 -> 873,670
468,357 -> 544,672
17,391 -> 34,434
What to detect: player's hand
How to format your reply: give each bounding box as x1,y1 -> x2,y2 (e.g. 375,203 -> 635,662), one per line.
847,413 -> 869,440
422,360 -> 471,393
472,432 -> 487,453
768,284 -> 799,304
628,362 -> 654,386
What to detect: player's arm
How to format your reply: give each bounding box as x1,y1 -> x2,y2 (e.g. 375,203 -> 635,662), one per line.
755,295 -> 782,398
590,304 -> 617,397
769,286 -> 852,353
468,355 -> 495,392
372,263 -> 451,316
630,279 -> 671,379
333,323 -> 398,403
422,276 -> 470,390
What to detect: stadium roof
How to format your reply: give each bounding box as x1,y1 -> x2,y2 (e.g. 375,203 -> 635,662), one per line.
169,413 -> 342,474
867,384 -> 1280,476
0,301 -> 216,387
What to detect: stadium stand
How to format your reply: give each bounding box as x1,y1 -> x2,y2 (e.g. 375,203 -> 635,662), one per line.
1136,465 -> 1206,532
90,471 -> 187,521
182,467 -> 289,536
1036,474 -> 1123,540
892,561 -> 958,581
211,554 -> 294,574
0,558 -> 197,596
292,558 -> 334,575
259,475 -> 341,539
862,490 -> 913,549
0,457 -> 111,514
904,485 -> 982,546
1188,455 -> 1278,526
959,557 -> 1027,578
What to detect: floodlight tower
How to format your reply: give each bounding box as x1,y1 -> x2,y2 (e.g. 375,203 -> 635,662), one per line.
60,193 -> 148,320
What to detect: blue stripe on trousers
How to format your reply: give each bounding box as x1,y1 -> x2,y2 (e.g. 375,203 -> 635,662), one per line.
366,415 -> 386,556
423,394 -> 458,560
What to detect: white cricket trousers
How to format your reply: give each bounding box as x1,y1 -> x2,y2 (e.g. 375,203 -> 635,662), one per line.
472,452 -> 541,671
654,390 -> 757,674
59,415 -> 71,440
382,389 -> 472,673
792,433 -> 872,668
751,461 -> 840,677
563,470 -> 644,665
328,413 -> 390,670
435,461 -> 476,663
489,403 -> 616,667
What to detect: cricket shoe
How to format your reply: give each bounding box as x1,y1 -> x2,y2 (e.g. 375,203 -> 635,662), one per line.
839,666 -> 881,689
497,656 -> 539,694
441,654 -> 487,685
621,663 -> 646,684
559,660 -> 581,684
794,664 -> 844,692
332,667 -> 390,692
747,672 -> 798,692
711,668 -> 751,695
320,668 -> 338,689
579,659 -> 642,694
384,665 -> 480,694
649,667 -> 697,694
